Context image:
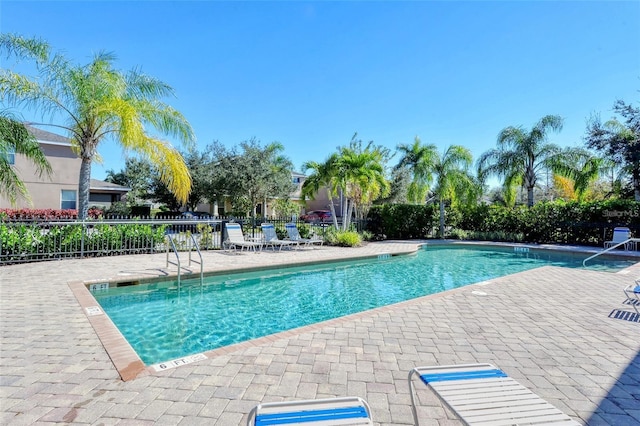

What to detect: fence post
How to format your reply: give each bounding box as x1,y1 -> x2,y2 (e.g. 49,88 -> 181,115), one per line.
81,219 -> 86,258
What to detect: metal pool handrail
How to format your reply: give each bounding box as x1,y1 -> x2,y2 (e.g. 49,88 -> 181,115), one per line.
166,233 -> 204,288
188,233 -> 204,285
583,238 -> 640,267
166,234 -> 182,287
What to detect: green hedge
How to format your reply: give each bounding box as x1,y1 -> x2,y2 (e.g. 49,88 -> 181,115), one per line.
456,200 -> 639,245
0,222 -> 167,263
367,200 -> 639,246
367,204 -> 437,239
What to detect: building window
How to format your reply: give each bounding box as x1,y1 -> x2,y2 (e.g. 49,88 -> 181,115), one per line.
61,190 -> 77,210
2,149 -> 15,165
293,177 -> 302,184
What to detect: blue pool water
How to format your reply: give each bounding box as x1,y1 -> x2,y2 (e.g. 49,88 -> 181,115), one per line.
92,245 -> 635,365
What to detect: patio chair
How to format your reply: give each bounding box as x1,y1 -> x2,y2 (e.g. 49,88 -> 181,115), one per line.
247,396 -> 373,425
224,223 -> 262,252
604,226 -> 632,250
285,222 -> 324,248
261,223 -> 298,251
623,279 -> 640,314
408,363 -> 580,426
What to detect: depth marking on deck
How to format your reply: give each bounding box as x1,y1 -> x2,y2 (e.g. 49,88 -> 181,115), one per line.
151,353 -> 208,371
85,306 -> 103,316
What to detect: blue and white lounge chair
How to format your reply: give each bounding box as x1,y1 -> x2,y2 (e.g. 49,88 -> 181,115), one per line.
247,396 -> 373,425
224,223 -> 262,252
285,222 -> 324,248
408,363 -> 580,426
261,223 -> 297,251
604,226 -> 632,250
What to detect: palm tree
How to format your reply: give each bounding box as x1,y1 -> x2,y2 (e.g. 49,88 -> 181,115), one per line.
301,155 -> 340,229
547,147 -> 612,202
396,139 -> 476,237
0,113 -> 52,205
395,137 -> 436,204
335,140 -> 390,229
0,34 -> 194,218
431,145 -> 477,237
478,115 -> 563,207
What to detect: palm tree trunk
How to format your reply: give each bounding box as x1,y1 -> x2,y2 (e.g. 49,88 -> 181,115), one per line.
527,186 -> 535,207
78,157 -> 92,220
633,167 -> 640,202
439,198 -> 445,238
326,188 -> 339,230
344,200 -> 355,231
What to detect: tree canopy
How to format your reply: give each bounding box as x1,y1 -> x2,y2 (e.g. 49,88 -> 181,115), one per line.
206,139 -> 295,217
585,100 -> 640,201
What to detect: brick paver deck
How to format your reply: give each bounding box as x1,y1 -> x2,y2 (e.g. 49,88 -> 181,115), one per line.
1,241 -> 639,425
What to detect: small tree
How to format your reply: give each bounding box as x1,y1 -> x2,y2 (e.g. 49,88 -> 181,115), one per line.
105,157 -> 155,207
206,139 -> 295,217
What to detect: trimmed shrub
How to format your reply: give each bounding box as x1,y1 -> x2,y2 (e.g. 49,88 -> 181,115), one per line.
367,204 -> 437,239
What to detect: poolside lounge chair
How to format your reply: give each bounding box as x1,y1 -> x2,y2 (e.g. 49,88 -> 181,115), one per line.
604,226 -> 632,250
623,279 -> 640,314
224,223 -> 262,252
285,222 -> 324,248
247,396 -> 373,425
408,363 -> 580,426
261,223 -> 298,251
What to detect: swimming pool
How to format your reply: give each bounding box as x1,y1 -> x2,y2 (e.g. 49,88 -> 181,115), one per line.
91,245 -> 635,365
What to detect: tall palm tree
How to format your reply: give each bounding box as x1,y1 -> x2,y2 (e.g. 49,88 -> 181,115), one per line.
396,139 -> 476,237
0,34 -> 194,218
478,115 -> 563,207
0,113 -> 52,205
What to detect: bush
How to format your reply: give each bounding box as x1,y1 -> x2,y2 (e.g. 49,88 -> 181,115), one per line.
0,208 -> 103,220
0,221 -> 167,263
456,199 -> 640,246
367,199 -> 639,246
320,228 -> 362,247
335,231 -> 362,247
367,204 -> 436,239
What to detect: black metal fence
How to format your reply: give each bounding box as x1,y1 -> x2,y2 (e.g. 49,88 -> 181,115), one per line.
0,215 -> 368,265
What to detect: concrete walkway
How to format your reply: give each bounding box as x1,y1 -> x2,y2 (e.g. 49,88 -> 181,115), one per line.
1,241 -> 639,425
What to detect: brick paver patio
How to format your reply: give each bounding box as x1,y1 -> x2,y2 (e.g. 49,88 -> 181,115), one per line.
1,241 -> 639,425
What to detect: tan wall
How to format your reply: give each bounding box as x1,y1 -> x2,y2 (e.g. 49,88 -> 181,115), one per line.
0,143 -> 81,209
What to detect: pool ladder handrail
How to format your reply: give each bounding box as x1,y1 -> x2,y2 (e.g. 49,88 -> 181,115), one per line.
582,237 -> 639,267
166,233 -> 204,288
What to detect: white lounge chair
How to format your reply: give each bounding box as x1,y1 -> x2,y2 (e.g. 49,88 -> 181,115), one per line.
261,223 -> 297,251
247,396 -> 373,425
224,223 -> 262,252
285,222 -> 324,248
408,363 -> 580,426
604,226 -> 632,250
623,280 -> 640,314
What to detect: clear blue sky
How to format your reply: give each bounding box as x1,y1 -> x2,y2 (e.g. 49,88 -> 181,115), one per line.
2,1 -> 639,181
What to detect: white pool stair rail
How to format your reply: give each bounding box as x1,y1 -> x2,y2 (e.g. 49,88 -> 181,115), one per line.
165,233 -> 204,287
583,237 -> 640,267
